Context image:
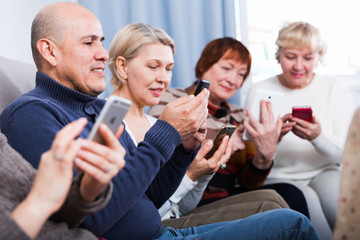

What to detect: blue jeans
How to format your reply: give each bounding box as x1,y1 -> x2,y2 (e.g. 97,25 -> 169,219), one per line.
154,209 -> 320,240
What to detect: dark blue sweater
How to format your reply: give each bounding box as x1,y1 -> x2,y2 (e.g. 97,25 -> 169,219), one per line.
0,72 -> 197,239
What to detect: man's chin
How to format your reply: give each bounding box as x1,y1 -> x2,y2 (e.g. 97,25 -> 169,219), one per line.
87,85 -> 106,97
91,88 -> 105,97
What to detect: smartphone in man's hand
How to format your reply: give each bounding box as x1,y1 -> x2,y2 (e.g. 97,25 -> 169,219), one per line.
88,96 -> 132,144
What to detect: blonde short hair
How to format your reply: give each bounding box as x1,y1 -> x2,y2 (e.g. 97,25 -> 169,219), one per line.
275,21 -> 327,62
108,23 -> 175,90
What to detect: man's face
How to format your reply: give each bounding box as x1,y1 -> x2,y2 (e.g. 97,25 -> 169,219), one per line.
55,13 -> 109,96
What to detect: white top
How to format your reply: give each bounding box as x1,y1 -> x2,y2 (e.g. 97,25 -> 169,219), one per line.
247,75 -> 355,180
124,114 -> 213,219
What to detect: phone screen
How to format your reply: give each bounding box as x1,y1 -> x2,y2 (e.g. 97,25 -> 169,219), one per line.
194,80 -> 210,96
292,106 -> 312,122
243,89 -> 284,141
88,96 -> 131,144
204,125 -> 236,159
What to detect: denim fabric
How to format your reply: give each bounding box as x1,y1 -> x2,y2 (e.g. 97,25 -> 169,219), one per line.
155,209 -> 320,240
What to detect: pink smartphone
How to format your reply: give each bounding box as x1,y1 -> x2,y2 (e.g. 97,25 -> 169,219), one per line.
292,106 -> 313,122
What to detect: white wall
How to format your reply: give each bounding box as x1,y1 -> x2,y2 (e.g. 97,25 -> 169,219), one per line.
0,0 -> 77,64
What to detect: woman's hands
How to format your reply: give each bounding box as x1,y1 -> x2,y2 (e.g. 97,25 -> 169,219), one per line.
279,113 -> 322,142
27,118 -> 88,216
11,118 -> 88,239
244,100 -> 282,169
11,118 -> 126,239
278,113 -> 296,142
186,136 -> 232,181
76,123 -> 126,202
159,89 -> 209,151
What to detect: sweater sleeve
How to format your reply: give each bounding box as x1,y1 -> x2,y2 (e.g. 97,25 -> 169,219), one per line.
0,210 -> 32,240
0,133 -> 36,240
158,174 -> 198,218
0,100 -> 69,168
177,173 -> 214,215
212,141 -> 271,190
310,80 -> 355,163
146,144 -> 198,208
50,173 -> 113,227
238,141 -> 272,189
80,120 -> 183,236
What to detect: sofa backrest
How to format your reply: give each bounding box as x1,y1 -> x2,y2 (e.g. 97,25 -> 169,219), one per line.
0,56 -> 36,114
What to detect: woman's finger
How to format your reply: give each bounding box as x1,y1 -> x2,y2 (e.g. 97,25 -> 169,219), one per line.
218,138 -> 232,164
77,147 -> 113,172
197,139 -> 213,159
75,157 -> 111,183
52,118 -> 87,162
98,123 -> 124,149
208,135 -> 229,164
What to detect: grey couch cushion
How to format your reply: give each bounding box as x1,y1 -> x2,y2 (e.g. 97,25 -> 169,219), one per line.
0,56 -> 36,114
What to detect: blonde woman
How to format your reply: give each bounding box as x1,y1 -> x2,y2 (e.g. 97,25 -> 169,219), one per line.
248,21 -> 355,239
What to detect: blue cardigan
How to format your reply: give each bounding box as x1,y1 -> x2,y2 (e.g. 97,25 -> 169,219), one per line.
0,72 -> 197,239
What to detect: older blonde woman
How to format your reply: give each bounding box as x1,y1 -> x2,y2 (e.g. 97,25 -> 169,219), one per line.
248,21 -> 355,239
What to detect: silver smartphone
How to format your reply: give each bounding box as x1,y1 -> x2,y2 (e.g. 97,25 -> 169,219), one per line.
88,96 -> 132,144
243,89 -> 284,141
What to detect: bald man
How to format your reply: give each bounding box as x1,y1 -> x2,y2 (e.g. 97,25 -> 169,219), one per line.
0,2 -> 207,168
0,2 -> 109,167
0,2 -> 209,239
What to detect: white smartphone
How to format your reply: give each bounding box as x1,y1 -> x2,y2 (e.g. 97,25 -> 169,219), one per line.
88,96 -> 132,144
243,89 -> 284,141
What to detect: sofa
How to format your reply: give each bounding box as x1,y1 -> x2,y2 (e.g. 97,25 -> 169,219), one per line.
0,56 -> 36,114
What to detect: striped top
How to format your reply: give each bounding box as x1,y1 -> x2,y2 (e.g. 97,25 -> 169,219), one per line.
148,81 -> 272,201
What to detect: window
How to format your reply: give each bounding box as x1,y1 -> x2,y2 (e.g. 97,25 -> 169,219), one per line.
235,0 -> 360,106
235,0 -> 360,83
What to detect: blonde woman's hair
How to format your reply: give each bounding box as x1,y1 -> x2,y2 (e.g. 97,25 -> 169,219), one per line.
275,21 -> 327,63
108,23 -> 175,90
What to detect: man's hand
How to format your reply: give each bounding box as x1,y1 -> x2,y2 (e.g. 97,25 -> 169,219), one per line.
244,100 -> 282,169
187,136 -> 232,181
159,88 -> 209,150
75,123 -> 126,202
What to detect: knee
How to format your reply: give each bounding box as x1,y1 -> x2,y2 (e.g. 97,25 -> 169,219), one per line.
261,200 -> 289,211
273,209 -> 320,239
271,209 -> 310,226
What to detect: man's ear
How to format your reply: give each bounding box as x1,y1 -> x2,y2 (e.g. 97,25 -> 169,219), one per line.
37,38 -> 58,67
116,56 -> 128,79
